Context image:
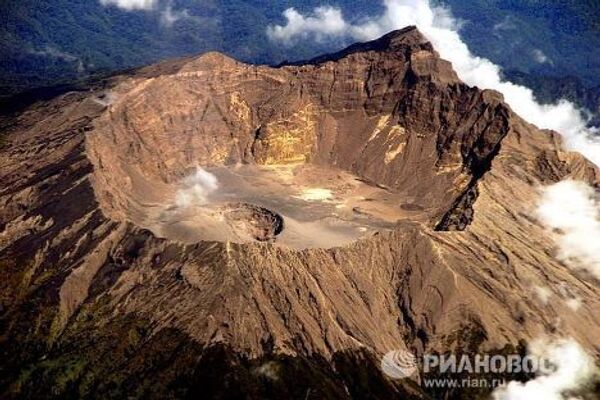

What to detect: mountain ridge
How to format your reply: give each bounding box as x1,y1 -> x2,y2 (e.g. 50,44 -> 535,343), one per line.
1,27 -> 599,399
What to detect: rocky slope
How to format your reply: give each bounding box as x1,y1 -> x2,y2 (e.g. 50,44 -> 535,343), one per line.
1,27 -> 599,399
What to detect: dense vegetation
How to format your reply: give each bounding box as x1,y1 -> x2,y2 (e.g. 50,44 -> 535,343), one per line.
1,0 -> 599,119
444,0 -> 600,86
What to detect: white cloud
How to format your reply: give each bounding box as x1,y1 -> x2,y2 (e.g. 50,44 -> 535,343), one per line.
30,46 -> 85,74
532,49 -> 551,64
533,286 -> 552,304
175,167 -> 219,207
267,7 -> 348,44
565,298 -> 582,311
492,338 -> 599,400
100,0 -> 189,27
536,180 -> 600,279
161,5 -> 189,27
493,16 -> 517,33
31,46 -> 78,62
557,283 -> 583,311
267,0 -> 600,166
255,361 -> 281,381
100,0 -> 157,11
533,284 -> 584,311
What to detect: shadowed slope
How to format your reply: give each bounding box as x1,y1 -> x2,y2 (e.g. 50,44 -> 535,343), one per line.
1,28 -> 599,399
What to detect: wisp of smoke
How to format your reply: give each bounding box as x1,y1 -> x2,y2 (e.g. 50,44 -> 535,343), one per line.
160,5 -> 190,27
532,49 -> 551,65
30,46 -> 86,74
536,180 -> 600,279
175,167 -> 219,207
492,338 -> 599,400
267,0 -> 600,165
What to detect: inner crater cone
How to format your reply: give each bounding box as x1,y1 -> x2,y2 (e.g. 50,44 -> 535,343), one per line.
219,202 -> 284,242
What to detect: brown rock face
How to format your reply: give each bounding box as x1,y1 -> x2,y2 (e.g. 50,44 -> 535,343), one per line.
1,26 -> 599,399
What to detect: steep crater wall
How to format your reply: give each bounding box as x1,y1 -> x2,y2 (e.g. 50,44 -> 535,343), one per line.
86,29 -> 512,247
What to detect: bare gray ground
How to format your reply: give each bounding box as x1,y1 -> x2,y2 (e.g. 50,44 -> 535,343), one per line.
141,164 -> 426,249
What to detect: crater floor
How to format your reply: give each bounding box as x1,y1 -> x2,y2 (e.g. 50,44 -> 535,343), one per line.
140,164 -> 427,249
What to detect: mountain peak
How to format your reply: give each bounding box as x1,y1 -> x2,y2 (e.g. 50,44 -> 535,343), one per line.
376,25 -> 430,47
283,25 -> 431,66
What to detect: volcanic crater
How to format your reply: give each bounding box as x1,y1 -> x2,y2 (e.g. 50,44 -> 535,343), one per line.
86,27 -> 469,249
3,26 -> 600,400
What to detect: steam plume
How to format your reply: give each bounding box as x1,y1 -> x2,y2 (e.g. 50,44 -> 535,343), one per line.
175,167 -> 219,207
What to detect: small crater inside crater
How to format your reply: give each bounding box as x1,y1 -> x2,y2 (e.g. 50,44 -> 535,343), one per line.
219,203 -> 284,242
105,164 -> 428,249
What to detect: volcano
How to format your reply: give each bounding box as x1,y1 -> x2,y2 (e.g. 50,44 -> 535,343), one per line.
1,27 -> 599,399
